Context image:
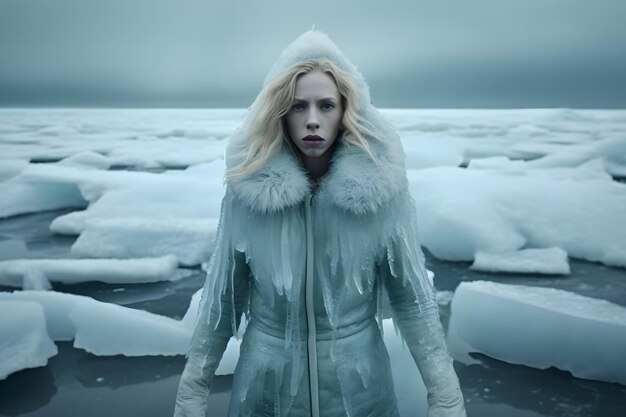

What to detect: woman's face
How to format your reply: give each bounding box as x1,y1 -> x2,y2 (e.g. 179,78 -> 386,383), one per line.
285,70 -> 344,160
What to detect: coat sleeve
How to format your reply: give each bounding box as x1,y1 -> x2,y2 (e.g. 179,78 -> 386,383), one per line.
174,189 -> 251,417
379,193 -> 466,417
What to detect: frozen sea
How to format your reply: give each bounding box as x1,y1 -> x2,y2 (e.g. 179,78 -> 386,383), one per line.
1,108 -> 625,417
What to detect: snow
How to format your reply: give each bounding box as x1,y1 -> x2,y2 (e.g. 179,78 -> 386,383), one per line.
470,247 -> 570,275
0,301 -> 58,380
448,280 -> 626,385
0,255 -> 183,288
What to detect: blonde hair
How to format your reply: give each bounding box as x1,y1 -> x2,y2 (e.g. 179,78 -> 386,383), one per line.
227,59 -> 382,181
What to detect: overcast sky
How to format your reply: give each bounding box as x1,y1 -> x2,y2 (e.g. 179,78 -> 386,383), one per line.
1,0 -> 625,109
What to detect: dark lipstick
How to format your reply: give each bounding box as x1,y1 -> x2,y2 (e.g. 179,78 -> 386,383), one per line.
303,135 -> 325,142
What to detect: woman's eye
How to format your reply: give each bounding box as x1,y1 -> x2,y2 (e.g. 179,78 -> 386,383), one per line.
321,103 -> 335,111
291,103 -> 305,111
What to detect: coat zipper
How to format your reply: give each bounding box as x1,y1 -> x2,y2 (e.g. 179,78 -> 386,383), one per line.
304,193 -> 320,417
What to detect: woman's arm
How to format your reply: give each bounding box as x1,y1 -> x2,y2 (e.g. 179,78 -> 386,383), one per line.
380,194 -> 466,417
174,192 -> 251,417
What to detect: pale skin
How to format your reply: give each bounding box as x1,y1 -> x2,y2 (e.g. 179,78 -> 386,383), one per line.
284,70 -> 344,184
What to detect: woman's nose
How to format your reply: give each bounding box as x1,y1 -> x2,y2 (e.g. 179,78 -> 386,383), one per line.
306,109 -> 320,130
306,120 -> 320,130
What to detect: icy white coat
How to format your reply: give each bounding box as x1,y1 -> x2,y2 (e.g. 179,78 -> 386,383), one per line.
174,30 -> 465,417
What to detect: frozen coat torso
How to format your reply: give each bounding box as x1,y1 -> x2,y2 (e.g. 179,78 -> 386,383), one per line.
227,187 -> 408,417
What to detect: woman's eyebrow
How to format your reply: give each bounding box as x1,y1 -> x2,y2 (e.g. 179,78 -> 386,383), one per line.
293,97 -> 337,102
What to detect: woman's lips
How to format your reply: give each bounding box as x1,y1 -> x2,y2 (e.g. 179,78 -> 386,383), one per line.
303,135 -> 325,142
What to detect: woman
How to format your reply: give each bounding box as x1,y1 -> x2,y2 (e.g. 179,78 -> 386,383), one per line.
174,30 -> 466,417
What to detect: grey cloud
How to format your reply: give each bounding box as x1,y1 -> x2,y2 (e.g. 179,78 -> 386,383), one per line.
1,0 -> 625,108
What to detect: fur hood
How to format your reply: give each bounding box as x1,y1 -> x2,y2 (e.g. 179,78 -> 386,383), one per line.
225,30 -> 408,216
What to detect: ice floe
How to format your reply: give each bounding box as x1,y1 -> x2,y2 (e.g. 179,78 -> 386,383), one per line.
0,255 -> 183,288
448,280 -> 626,385
0,300 -> 58,379
408,160 -> 626,267
470,247 -> 570,275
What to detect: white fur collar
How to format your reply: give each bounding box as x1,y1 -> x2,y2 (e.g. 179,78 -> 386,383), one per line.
224,30 -> 408,215
225,115 -> 407,215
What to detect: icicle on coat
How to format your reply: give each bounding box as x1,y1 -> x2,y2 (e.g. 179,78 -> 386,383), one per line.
174,30 -> 466,417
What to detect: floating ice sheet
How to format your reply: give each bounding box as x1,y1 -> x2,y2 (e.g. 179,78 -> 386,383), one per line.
470,247 -> 570,275
71,219 -> 218,266
448,280 -> 626,385
0,300 -> 58,380
0,291 -> 192,356
2,108 -> 625,269
0,255 -> 182,288
408,161 -> 626,267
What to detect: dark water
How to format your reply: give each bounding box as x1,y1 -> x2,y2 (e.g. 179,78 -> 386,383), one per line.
0,209 -> 625,417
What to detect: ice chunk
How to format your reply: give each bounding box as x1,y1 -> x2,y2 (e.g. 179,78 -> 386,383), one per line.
0,300 -> 58,380
70,219 -> 218,266
401,134 -> 463,169
0,255 -> 181,287
50,178 -> 223,235
436,290 -> 455,306
0,181 -> 87,218
57,151 -> 111,170
179,288 -> 240,375
0,290 -> 191,356
0,159 -> 28,182
0,289 -> 241,375
408,163 -> 626,268
470,247 -> 570,275
0,154 -> 113,218
216,337 -> 242,376
448,280 -> 626,385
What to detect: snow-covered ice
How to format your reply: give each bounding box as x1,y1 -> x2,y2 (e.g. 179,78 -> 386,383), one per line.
1,107 -> 626,394
0,108 -> 245,168
470,247 -> 570,274
0,255 -> 183,288
0,289 -> 245,377
408,159 -> 626,267
0,290 -> 192,357
2,108 -> 625,269
448,280 -> 626,385
70,218 -> 218,266
0,300 -> 58,379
